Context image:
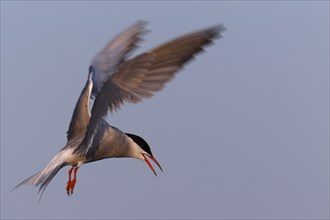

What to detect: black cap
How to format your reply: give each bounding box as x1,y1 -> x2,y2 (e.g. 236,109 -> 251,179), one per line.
125,133 -> 153,156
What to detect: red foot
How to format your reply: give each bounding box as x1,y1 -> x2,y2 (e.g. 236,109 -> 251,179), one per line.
66,166 -> 79,195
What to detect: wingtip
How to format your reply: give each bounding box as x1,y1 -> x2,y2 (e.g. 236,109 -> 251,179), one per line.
208,23 -> 227,39
216,23 -> 227,32
134,20 -> 151,36
135,19 -> 149,26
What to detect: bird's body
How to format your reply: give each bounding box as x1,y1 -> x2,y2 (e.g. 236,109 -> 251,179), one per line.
15,21 -> 225,199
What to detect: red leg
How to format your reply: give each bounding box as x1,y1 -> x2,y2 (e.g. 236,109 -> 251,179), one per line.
70,167 -> 79,194
66,166 -> 74,195
66,166 -> 79,195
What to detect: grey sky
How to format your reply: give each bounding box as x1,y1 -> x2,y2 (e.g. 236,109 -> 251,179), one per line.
1,1 -> 329,219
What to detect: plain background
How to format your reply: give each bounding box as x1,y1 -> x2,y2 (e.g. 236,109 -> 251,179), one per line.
1,1 -> 329,219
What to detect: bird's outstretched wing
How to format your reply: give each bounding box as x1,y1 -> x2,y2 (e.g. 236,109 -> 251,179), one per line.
90,20 -> 148,98
66,71 -> 93,141
75,23 -> 226,156
67,21 -> 147,141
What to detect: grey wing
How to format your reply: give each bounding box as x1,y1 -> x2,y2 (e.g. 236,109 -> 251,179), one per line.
90,20 -> 148,98
75,24 -> 226,155
66,71 -> 93,141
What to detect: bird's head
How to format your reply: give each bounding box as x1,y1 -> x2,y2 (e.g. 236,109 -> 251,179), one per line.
126,133 -> 163,176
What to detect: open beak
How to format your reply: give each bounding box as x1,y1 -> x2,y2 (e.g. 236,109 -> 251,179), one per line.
142,153 -> 163,176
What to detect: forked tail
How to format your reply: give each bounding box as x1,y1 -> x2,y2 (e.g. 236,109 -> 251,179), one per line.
14,160 -> 66,201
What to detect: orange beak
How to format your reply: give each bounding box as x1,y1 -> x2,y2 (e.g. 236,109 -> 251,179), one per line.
142,153 -> 163,176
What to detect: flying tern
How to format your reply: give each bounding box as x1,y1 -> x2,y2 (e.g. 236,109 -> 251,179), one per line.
14,21 -> 226,199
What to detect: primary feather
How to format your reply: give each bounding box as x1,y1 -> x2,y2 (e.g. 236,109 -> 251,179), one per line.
75,24 -> 226,156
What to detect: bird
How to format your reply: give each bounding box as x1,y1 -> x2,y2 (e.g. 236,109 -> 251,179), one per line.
14,20 -> 226,199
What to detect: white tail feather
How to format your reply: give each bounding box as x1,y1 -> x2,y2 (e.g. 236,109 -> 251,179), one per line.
14,150 -> 69,200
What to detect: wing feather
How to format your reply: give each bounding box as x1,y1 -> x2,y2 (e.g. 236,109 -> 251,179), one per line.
66,71 -> 93,141
75,23 -> 226,155
90,20 -> 148,97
